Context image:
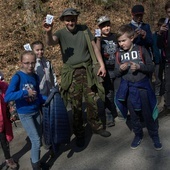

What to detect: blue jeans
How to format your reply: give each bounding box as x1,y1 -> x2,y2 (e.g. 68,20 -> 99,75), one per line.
19,112 -> 41,163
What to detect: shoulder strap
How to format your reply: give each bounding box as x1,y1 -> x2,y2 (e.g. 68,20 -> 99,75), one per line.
16,72 -> 39,87
115,51 -> 121,65
139,46 -> 145,64
83,29 -> 98,64
15,72 -> 21,90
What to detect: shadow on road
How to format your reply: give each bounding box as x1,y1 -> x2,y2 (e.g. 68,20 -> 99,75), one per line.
13,136 -> 31,162
40,123 -> 93,169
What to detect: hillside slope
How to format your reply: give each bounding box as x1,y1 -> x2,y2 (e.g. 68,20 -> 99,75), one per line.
0,0 -> 167,82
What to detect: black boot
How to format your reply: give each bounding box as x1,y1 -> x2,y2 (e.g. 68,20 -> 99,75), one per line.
93,129 -> 111,137
76,136 -> 85,147
31,160 -> 41,170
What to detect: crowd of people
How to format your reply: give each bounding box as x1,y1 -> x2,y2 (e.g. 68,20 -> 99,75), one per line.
1,1 -> 170,169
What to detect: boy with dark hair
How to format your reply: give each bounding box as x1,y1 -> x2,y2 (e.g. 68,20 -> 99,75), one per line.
157,1 -> 170,115
130,4 -> 153,55
114,24 -> 162,150
95,16 -> 118,127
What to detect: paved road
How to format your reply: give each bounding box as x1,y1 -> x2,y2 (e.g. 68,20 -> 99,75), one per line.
0,108 -> 170,170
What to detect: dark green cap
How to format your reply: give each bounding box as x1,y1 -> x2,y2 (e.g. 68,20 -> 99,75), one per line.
59,8 -> 80,21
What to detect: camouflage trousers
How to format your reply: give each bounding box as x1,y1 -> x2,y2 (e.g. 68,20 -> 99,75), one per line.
68,67 -> 103,138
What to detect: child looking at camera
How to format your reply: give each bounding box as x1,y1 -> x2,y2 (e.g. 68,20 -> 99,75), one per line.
5,51 -> 44,169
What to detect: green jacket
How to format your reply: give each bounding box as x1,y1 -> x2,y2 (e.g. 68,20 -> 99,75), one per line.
60,59 -> 105,102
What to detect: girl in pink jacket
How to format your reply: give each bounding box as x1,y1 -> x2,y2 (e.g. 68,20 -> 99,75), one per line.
0,72 -> 17,169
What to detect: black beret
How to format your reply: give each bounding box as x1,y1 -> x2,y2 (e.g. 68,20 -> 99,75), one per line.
131,5 -> 144,15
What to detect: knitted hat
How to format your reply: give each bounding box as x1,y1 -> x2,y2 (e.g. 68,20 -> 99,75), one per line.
97,16 -> 110,26
131,5 -> 144,15
59,8 -> 80,21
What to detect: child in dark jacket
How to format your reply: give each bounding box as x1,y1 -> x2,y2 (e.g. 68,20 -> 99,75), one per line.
95,16 -> 118,127
114,24 -> 162,151
31,41 -> 70,154
157,1 -> 170,115
152,18 -> 166,96
129,5 -> 153,55
32,40 -> 57,151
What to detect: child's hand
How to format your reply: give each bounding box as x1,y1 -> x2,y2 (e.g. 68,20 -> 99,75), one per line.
136,29 -> 146,39
130,62 -> 140,72
120,62 -> 129,71
159,23 -> 168,34
10,115 -> 17,122
27,88 -> 37,98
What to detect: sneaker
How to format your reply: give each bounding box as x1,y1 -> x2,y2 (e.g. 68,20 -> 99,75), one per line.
94,129 -> 111,137
131,135 -> 143,149
107,121 -> 115,127
106,111 -> 115,126
76,136 -> 85,147
154,142 -> 162,151
117,113 -> 125,120
152,137 -> 162,151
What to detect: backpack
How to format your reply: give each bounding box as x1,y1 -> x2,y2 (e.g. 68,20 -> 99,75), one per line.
7,101 -> 19,124
6,73 -> 22,125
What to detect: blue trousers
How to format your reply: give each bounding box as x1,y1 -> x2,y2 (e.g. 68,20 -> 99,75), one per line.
127,88 -> 159,138
19,112 -> 41,163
